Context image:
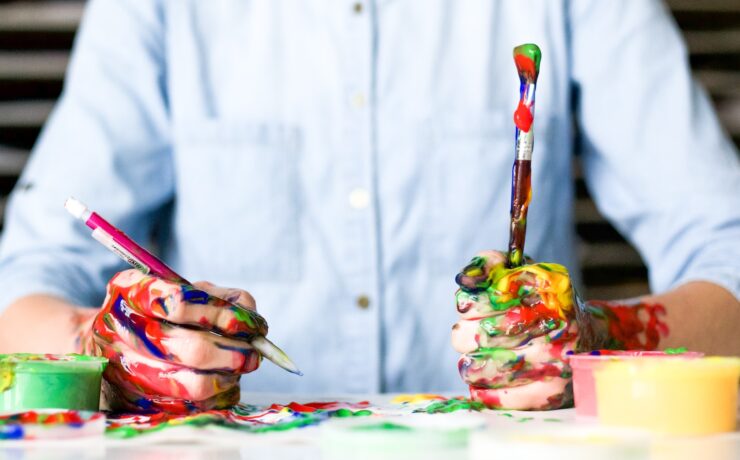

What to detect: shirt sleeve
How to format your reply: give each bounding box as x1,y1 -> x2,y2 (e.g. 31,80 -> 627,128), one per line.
569,0 -> 740,300
0,0 -> 173,312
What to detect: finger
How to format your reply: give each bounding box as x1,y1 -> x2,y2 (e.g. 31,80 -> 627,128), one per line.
159,328 -> 261,373
102,377 -> 241,414
455,251 -> 507,292
457,308 -> 571,351
468,379 -> 571,410
94,334 -> 240,405
456,290 -> 506,320
458,340 -> 575,390
94,299 -> 260,373
193,281 -> 257,311
108,270 -> 267,338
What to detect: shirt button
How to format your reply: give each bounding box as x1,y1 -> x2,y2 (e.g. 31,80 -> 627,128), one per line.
356,295 -> 370,309
349,187 -> 370,209
350,92 -> 366,109
353,2 -> 363,14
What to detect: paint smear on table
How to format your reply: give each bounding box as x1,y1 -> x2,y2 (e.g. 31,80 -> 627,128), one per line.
0,410 -> 105,440
0,395 -> 486,440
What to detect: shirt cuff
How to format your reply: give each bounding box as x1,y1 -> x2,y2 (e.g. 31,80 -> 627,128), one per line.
0,259 -> 103,316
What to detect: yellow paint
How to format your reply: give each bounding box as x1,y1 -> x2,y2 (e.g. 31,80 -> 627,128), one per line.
0,365 -> 14,392
594,357 -> 740,435
391,394 -> 446,404
490,262 -> 574,319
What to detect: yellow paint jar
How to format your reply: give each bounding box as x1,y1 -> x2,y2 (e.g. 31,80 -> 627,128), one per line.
594,357 -> 740,435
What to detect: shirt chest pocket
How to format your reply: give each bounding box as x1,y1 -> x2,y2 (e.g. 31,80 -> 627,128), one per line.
172,120 -> 302,283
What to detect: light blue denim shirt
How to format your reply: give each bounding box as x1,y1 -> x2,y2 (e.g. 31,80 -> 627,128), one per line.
0,0 -> 738,394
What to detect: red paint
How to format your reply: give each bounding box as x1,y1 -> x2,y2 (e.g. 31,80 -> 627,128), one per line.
589,301 -> 668,350
469,387 -> 502,408
514,54 -> 538,82
513,100 -> 533,132
285,402 -> 317,413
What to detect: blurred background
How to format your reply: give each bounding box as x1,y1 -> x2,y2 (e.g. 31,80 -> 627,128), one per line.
0,0 -> 738,299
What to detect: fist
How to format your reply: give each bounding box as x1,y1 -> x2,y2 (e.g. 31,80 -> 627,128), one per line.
81,270 -> 266,413
451,251 -> 579,410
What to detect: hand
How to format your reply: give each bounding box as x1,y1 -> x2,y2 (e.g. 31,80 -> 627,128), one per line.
451,250 -> 580,410
80,269 -> 266,413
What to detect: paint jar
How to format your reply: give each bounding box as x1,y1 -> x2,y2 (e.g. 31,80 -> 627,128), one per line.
0,354 -> 107,412
594,356 -> 740,435
569,350 -> 703,417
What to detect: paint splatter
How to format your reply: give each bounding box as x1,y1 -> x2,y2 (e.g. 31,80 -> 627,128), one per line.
391,394 -> 446,404
0,411 -> 105,440
105,401 -> 374,438
418,398 -> 485,414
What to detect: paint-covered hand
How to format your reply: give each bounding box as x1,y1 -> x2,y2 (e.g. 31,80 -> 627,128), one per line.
80,269 -> 265,413
451,250 -> 581,410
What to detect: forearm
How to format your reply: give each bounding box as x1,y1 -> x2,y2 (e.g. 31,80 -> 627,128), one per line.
0,295 -> 96,354
587,281 -> 740,356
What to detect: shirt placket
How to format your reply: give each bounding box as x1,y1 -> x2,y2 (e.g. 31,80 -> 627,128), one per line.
338,0 -> 381,393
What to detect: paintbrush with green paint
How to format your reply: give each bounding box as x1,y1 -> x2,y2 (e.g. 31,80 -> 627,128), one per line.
506,43 -> 541,268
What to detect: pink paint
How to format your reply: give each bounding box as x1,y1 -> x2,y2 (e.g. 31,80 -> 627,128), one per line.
569,351 -> 704,417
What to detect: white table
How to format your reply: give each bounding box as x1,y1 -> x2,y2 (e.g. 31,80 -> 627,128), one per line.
1,393 -> 738,460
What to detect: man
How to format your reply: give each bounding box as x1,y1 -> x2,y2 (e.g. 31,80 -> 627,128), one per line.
0,1 -> 738,410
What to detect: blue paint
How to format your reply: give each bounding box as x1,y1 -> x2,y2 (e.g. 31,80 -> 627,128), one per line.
109,295 -> 170,360
135,397 -> 154,411
182,288 -> 210,305
0,424 -> 24,440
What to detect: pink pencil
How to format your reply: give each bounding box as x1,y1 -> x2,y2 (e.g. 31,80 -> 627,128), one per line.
65,197 -> 302,376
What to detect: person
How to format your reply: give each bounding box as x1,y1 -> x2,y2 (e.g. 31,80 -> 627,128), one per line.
0,0 -> 738,410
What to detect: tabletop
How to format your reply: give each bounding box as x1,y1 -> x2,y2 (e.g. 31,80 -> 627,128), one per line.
1,393 -> 738,460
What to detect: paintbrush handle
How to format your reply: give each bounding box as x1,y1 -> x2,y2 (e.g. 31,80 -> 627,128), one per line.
507,44 -> 541,268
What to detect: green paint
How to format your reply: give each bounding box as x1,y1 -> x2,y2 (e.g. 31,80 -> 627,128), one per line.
516,417 -> 534,423
333,408 -> 372,418
0,354 -> 107,412
498,412 -> 513,418
419,398 -> 485,414
491,297 -> 522,311
544,418 -> 563,423
106,405 -> 376,439
479,317 -> 503,336
665,347 -> 687,355
468,347 -> 518,363
351,422 -> 413,432
513,43 -> 542,74
231,306 -> 256,329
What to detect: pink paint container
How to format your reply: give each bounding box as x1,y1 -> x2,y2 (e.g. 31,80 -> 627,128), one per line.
568,350 -> 703,417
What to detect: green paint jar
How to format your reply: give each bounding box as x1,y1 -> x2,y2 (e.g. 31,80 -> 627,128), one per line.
0,354 -> 107,411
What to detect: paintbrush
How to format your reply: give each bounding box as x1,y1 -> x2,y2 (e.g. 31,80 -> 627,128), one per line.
506,43 -> 541,268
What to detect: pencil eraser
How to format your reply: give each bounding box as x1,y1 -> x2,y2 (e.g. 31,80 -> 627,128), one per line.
64,197 -> 88,219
